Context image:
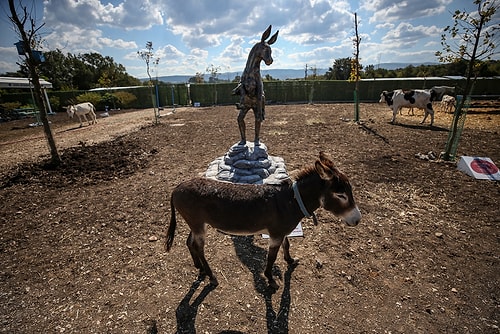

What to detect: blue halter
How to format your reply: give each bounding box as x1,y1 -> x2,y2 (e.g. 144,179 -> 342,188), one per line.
292,181 -> 312,218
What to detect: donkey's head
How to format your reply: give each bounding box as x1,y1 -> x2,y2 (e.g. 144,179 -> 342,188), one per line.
65,105 -> 75,118
315,152 -> 361,226
253,25 -> 279,66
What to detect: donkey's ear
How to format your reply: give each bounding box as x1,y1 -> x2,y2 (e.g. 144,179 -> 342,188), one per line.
315,160 -> 335,180
267,30 -> 279,45
261,25 -> 272,42
319,151 -> 335,168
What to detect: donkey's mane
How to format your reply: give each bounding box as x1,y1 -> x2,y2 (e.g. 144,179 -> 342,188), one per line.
293,165 -> 317,182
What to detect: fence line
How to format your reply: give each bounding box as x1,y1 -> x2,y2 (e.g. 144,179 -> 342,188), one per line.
2,78 -> 499,111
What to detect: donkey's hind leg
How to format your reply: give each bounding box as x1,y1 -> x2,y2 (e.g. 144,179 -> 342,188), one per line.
187,230 -> 219,286
186,232 -> 202,270
264,237 -> 283,289
282,236 -> 298,265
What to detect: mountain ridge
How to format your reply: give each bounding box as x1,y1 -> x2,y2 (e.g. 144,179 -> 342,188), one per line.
146,62 -> 439,83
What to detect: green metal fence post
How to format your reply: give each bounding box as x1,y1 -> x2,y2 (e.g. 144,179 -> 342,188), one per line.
354,90 -> 359,122
443,95 -> 469,161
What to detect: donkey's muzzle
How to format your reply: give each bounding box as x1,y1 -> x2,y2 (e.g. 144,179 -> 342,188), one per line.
343,206 -> 361,226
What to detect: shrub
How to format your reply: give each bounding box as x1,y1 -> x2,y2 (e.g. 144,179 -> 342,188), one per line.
0,102 -> 22,111
112,91 -> 137,108
73,92 -> 102,108
49,96 -> 60,112
100,93 -> 118,109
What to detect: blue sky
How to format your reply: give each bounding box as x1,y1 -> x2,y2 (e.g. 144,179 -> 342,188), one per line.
0,0 -> 497,79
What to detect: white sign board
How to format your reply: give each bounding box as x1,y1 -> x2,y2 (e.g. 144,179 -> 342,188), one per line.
457,156 -> 500,181
262,223 -> 304,239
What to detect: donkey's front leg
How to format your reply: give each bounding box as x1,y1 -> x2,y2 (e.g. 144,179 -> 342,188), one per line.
265,237 -> 283,289
282,236 -> 299,265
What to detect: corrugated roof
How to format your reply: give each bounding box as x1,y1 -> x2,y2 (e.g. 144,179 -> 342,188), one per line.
361,77 -> 454,81
88,86 -> 144,91
0,76 -> 53,89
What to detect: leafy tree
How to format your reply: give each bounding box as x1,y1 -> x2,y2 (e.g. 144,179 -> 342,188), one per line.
206,64 -> 221,83
189,72 -> 205,83
325,58 -> 352,80
138,41 -> 160,123
264,74 -> 275,81
206,64 -> 221,104
436,0 -> 499,161
232,75 -> 241,83
37,49 -> 74,90
364,64 -> 376,79
400,65 -> 415,78
27,50 -> 140,90
350,12 -> 361,122
8,0 -> 61,166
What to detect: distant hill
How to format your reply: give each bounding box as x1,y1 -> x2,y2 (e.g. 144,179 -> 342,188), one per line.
148,69 -> 318,83
374,62 -> 439,70
144,63 -> 439,83
149,69 -> 330,83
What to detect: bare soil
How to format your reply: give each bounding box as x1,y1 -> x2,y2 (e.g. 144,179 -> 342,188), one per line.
0,103 -> 498,334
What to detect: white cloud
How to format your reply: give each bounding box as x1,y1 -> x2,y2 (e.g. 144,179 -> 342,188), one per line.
43,0 -> 163,31
44,26 -> 103,53
98,37 -> 137,49
0,59 -> 19,74
382,23 -> 441,47
375,22 -> 395,30
362,0 -> 452,23
4,0 -> 491,78
280,0 -> 353,45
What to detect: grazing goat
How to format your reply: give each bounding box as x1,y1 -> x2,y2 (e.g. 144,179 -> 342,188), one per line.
430,86 -> 455,101
65,102 -> 97,127
441,94 -> 456,113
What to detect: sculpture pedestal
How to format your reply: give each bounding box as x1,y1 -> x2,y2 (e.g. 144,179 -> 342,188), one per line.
205,141 -> 289,184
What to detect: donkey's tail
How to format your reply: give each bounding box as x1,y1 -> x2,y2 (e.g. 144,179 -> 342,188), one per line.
165,196 -> 177,252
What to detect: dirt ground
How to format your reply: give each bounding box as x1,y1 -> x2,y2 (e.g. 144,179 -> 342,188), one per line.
0,103 -> 498,334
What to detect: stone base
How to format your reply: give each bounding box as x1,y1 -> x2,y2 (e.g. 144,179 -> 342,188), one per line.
205,141 -> 290,184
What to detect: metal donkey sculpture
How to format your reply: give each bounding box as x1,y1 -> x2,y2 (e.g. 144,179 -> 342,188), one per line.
232,25 -> 279,146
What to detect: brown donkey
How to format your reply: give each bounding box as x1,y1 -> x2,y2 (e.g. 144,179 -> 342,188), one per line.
165,152 -> 361,289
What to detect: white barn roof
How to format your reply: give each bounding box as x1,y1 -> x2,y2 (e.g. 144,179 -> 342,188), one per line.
88,86 -> 143,91
0,76 -> 53,89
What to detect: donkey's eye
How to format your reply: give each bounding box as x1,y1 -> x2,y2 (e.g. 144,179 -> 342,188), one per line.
334,193 -> 348,201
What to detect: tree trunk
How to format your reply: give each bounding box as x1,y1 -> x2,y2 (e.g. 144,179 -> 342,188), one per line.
8,0 -> 61,166
442,4 -> 485,162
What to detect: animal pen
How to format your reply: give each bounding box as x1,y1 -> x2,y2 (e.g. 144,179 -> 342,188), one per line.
0,76 -> 54,124
2,77 -> 499,112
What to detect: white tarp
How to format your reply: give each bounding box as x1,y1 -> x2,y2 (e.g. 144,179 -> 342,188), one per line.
262,223 -> 304,239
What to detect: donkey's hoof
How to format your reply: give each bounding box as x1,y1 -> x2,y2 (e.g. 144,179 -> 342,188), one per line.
268,279 -> 279,290
209,277 -> 219,287
286,257 -> 299,266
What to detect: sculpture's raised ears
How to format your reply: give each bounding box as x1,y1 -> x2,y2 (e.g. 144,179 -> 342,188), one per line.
261,25 -> 279,45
